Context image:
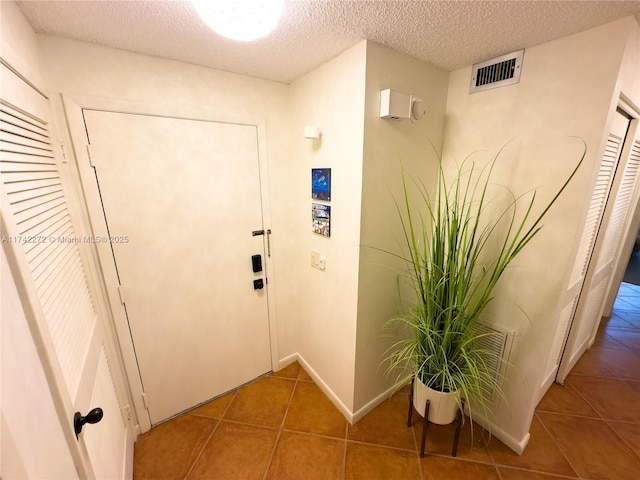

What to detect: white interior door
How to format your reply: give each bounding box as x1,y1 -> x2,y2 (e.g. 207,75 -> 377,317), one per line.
1,64 -> 133,478
80,110 -> 272,425
555,108 -> 636,382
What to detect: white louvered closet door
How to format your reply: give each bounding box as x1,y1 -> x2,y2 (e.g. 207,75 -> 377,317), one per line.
0,64 -> 132,478
555,108 -> 636,383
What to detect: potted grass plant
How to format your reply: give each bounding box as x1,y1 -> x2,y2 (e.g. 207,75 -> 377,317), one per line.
385,143 -> 585,426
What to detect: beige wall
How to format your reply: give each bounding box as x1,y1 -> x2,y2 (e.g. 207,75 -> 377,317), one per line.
616,17 -> 640,102
0,0 -> 45,91
354,42 -> 449,414
442,17 -> 637,450
284,41 -> 367,412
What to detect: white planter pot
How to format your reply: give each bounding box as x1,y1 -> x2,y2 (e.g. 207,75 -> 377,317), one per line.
413,378 -> 460,425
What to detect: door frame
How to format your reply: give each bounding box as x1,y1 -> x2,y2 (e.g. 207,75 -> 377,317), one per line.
59,94 -> 280,433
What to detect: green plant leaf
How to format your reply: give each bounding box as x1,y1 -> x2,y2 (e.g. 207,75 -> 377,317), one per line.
383,140 -> 585,428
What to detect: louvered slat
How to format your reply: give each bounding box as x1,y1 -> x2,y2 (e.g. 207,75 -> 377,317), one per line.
3,172 -> 60,189
22,211 -> 71,258
1,101 -> 96,398
0,162 -> 58,173
0,136 -> 54,157
0,112 -> 49,140
25,217 -> 72,260
569,134 -> 620,284
7,182 -> 63,204
596,139 -> 640,270
1,150 -> 56,164
12,191 -> 66,216
14,202 -> 68,235
35,242 -> 75,296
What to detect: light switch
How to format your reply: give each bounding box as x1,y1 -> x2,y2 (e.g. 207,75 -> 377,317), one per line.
311,250 -> 325,271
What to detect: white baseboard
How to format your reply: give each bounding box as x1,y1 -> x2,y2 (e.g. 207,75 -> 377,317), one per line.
279,353 -> 355,423
277,353 -> 299,370
470,411 -> 530,455
277,353 -> 530,454
351,383 -> 399,423
277,353 -> 401,425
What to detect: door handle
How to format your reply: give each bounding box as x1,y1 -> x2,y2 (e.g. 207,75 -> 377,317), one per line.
74,407 -> 103,438
251,228 -> 271,257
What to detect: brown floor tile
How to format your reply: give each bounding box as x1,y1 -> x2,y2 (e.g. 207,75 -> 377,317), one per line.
598,346 -> 640,380
187,421 -> 277,480
535,381 -> 598,417
626,379 -> 640,394
619,314 -> 640,328
568,375 -> 640,422
190,391 -> 236,419
600,314 -> 638,330
284,381 -> 347,438
265,431 -> 345,480
608,421 -> 640,456
591,331 -> 627,350
604,329 -> 640,355
134,415 -> 216,479
298,366 -> 313,381
612,305 -> 640,322
413,417 -> 493,463
224,376 -> 295,428
348,393 -> 415,450
570,345 -> 617,377
345,443 -> 421,480
272,361 -> 301,379
497,466 -> 579,480
537,412 -> 640,480
421,456 -> 500,480
489,415 -> 576,477
614,294 -> 640,310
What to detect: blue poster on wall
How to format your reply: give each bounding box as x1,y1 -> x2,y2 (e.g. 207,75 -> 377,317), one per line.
312,168 -> 331,201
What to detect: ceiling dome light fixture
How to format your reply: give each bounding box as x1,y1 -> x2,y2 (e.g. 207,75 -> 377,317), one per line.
191,0 -> 284,42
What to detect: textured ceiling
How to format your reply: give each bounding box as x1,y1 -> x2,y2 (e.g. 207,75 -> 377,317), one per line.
15,0 -> 640,84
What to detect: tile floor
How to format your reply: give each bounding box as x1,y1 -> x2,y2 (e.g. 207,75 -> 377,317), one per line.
134,282 -> 640,479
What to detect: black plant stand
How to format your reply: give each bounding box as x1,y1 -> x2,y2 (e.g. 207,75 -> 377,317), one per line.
407,378 -> 466,458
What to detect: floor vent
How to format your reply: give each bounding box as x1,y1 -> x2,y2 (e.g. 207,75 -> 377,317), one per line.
470,50 -> 524,93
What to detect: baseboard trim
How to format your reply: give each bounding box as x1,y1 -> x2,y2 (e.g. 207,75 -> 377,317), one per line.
279,353 -> 355,423
471,411 -> 530,455
277,353 -> 299,370
351,383 -> 398,424
277,354 -> 530,454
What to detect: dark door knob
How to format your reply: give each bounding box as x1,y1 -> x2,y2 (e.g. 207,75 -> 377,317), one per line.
74,407 -> 103,438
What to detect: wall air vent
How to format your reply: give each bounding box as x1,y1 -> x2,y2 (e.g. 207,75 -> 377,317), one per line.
469,321 -> 514,403
470,49 -> 524,94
